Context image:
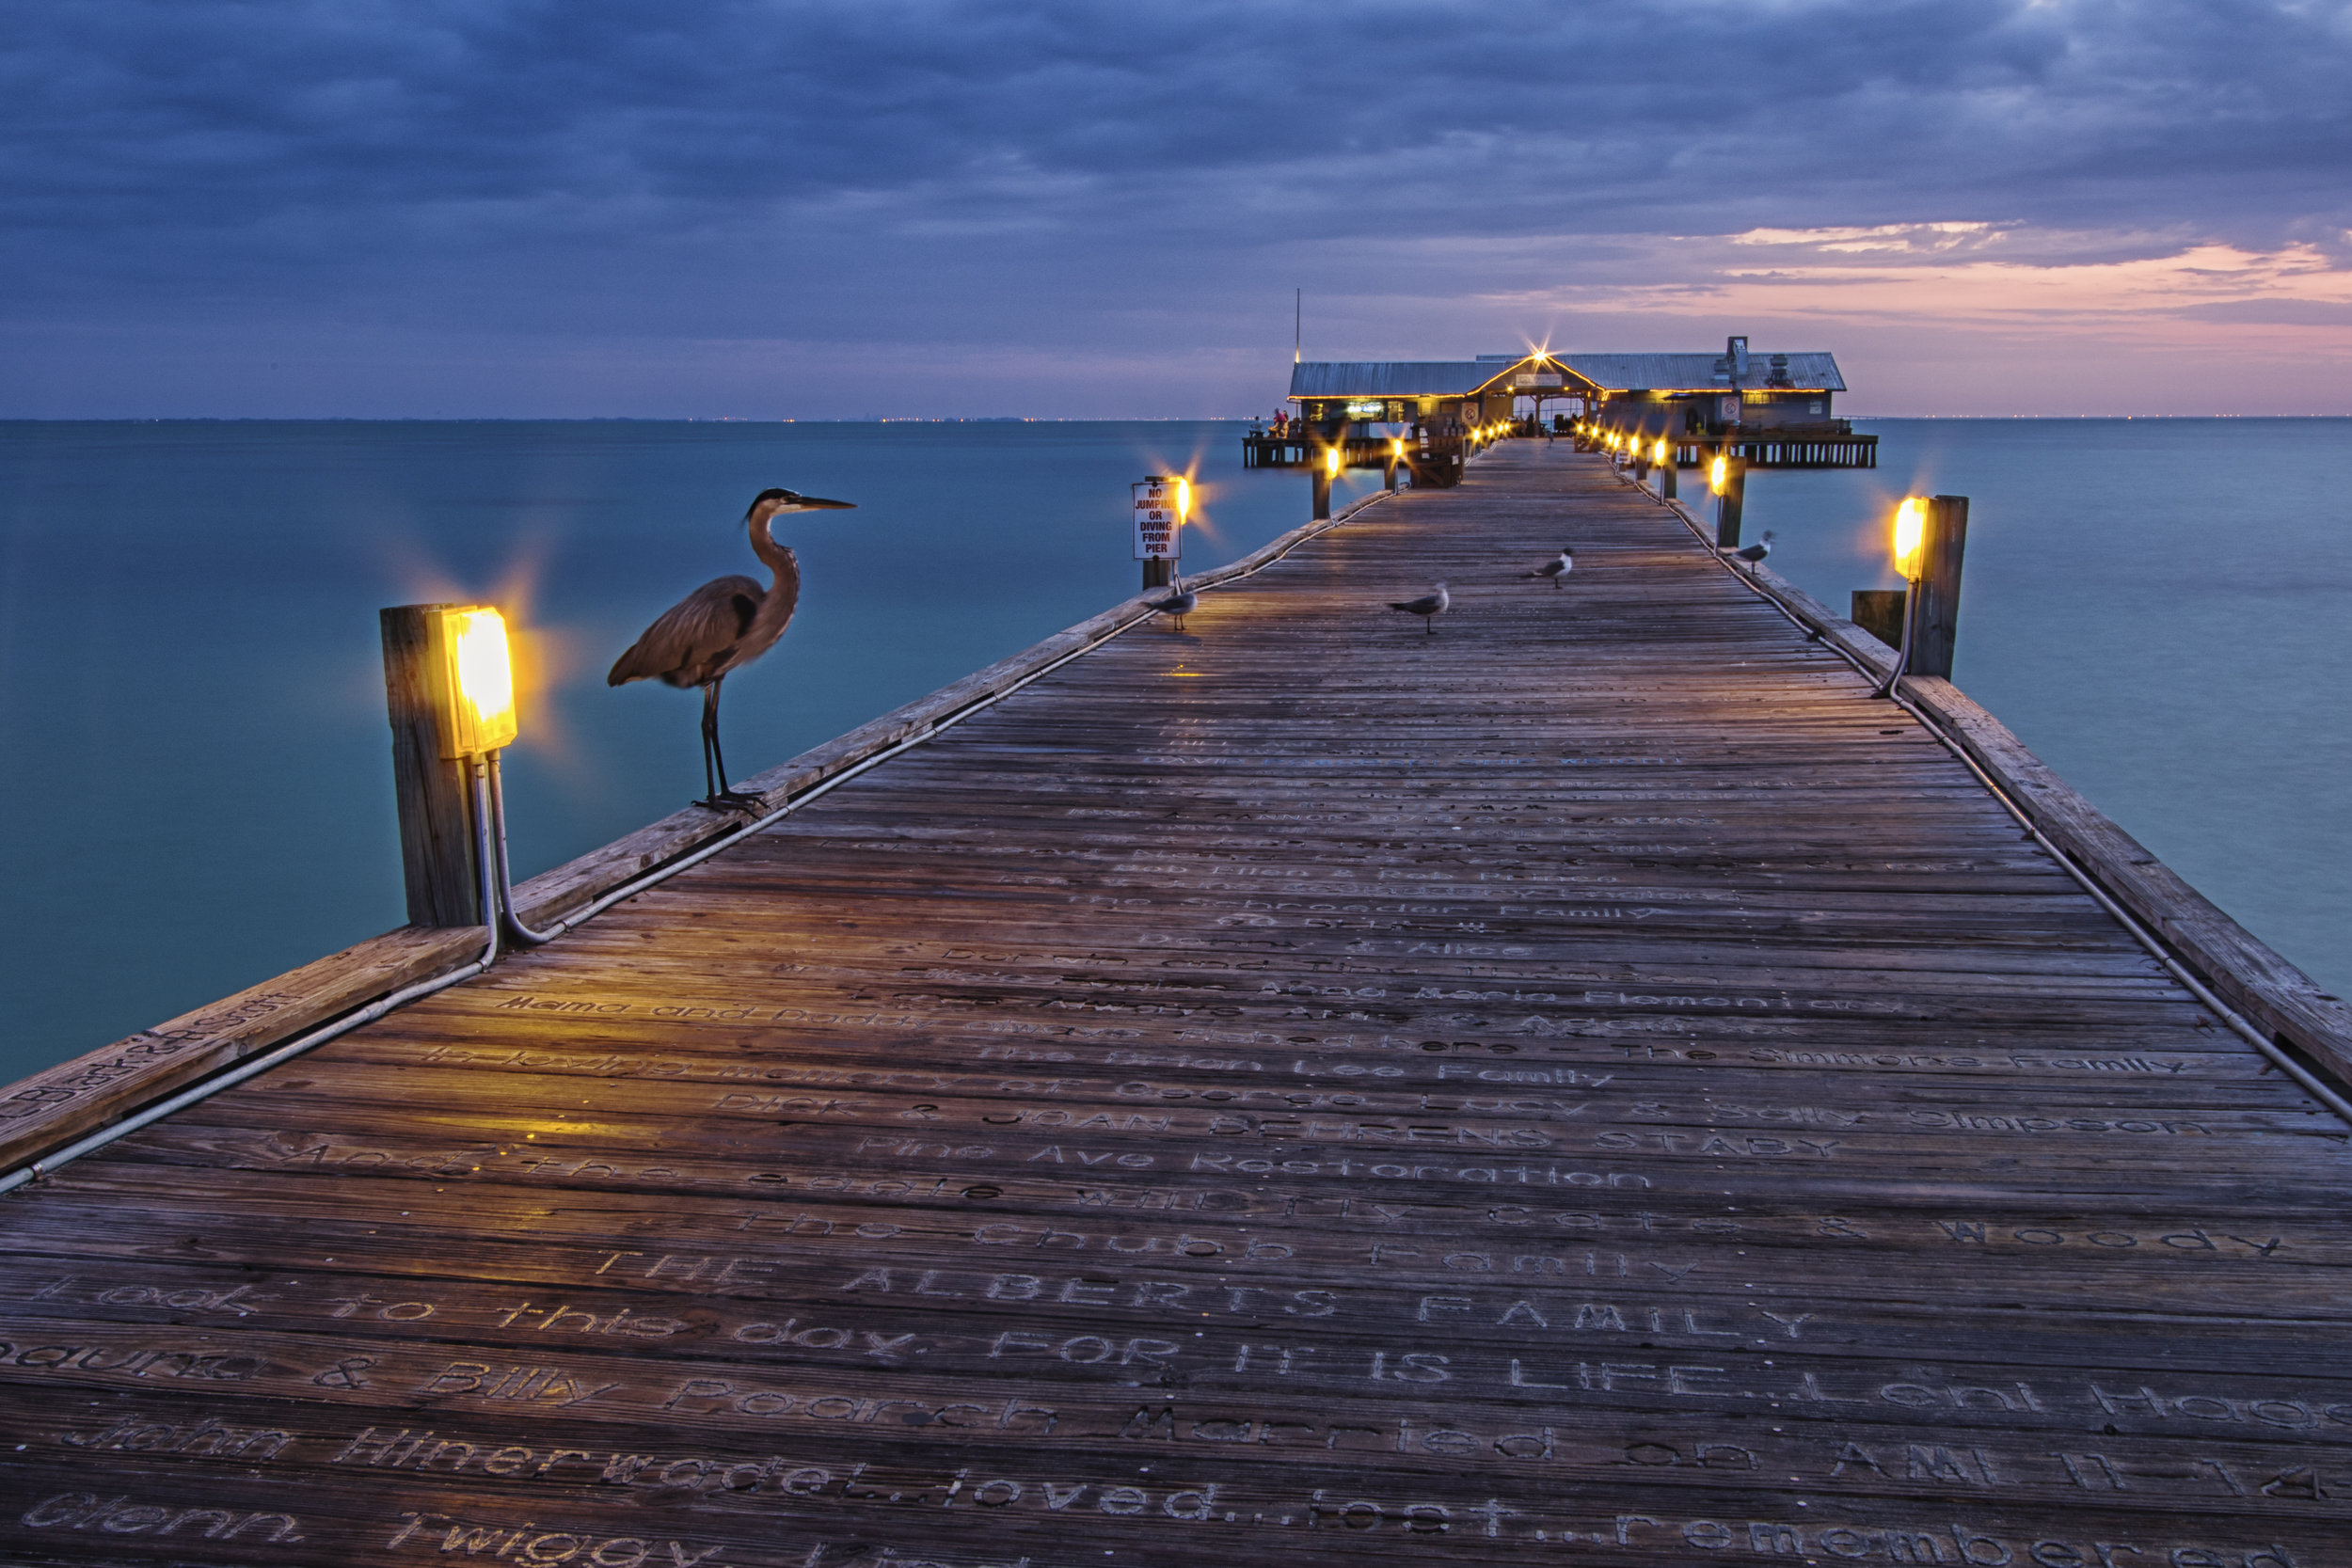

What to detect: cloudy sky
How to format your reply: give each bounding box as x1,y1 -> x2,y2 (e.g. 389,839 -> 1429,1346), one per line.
7,0 -> 2349,417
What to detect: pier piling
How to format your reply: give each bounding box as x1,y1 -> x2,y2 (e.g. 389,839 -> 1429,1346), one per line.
1713,449 -> 1748,546
378,604 -> 485,927
1909,493 -> 1970,677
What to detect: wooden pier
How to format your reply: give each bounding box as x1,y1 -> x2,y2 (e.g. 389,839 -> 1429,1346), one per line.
5,441 -> 2351,1568
1620,429 -> 1878,470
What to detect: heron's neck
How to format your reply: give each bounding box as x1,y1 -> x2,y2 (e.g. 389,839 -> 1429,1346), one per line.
749,515 -> 795,581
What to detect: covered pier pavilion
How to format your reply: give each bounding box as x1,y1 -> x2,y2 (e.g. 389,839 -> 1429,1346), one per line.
1248,336 -> 1874,482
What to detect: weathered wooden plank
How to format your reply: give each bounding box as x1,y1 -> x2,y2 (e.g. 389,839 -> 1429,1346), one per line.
0,926 -> 485,1172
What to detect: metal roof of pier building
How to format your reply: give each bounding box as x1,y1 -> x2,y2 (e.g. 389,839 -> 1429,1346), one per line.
1289,346 -> 1845,401
1562,351 -> 1845,392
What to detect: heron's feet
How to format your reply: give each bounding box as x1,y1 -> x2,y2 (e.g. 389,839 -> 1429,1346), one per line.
697,790 -> 770,813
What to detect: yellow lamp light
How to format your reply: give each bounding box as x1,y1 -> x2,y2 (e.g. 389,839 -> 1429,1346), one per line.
428,605 -> 518,759
1709,452 -> 1727,494
1324,446 -> 1341,478
1390,436 -> 1405,458
1653,437 -> 1669,464
1892,496 -> 1926,578
1174,477 -> 1191,520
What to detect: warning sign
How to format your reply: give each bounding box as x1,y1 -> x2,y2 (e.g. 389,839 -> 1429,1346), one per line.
1132,476 -> 1184,561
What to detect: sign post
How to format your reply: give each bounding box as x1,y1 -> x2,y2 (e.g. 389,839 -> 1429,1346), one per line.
1133,475 -> 1184,590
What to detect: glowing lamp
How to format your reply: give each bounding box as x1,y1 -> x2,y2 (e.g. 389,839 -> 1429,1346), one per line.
1324,446 -> 1341,478
1174,478 -> 1191,520
1709,452 -> 1727,494
1391,437 -> 1405,458
1653,438 -> 1669,465
1892,496 -> 1926,578
428,605 -> 518,759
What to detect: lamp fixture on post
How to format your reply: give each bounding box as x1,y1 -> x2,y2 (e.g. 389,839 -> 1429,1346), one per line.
1712,448 -> 1747,548
1311,443 -> 1337,520
1653,436 -> 1677,499
1872,498 -> 1928,698
426,607 -> 519,761
382,602 -> 552,956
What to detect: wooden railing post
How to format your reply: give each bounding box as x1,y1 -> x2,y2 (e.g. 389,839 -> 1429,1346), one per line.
1851,590 -> 1906,649
1714,452 -> 1747,548
1311,450 -> 1332,519
1908,495 -> 1969,677
379,604 -> 485,927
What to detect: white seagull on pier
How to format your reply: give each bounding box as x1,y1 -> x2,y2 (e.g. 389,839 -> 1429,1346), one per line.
1145,575 -> 1199,631
1722,530 -> 1776,570
1526,547 -> 1574,588
1388,580 -> 1450,634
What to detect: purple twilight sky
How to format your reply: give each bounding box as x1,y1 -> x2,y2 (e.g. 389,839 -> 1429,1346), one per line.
6,0 -> 2351,419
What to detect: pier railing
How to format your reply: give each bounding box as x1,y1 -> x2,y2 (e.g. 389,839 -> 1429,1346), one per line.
1633,483 -> 2352,1088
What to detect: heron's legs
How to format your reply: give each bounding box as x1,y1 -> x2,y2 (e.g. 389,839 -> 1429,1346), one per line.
698,678 -> 766,811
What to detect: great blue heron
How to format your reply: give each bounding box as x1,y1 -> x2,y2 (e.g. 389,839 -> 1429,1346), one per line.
1388,580 -> 1450,634
1526,548 -> 1574,588
608,486 -> 856,808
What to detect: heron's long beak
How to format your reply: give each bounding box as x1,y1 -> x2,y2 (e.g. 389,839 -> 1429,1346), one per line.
787,497 -> 857,511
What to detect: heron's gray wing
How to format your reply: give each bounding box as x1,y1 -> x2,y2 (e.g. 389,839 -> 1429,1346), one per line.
608,575 -> 764,687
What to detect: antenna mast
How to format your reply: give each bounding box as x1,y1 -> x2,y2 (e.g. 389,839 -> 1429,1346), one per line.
1294,289 -> 1301,364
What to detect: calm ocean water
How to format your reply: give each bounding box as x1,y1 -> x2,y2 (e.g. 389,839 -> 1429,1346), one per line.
0,418 -> 2344,1083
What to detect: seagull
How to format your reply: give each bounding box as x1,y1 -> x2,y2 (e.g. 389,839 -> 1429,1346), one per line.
1526,547 -> 1574,588
1145,574 -> 1199,631
609,485 -> 857,808
1722,530 -> 1776,570
1389,580 -> 1450,634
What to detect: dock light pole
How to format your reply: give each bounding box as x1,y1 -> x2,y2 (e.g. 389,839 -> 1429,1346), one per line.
1712,448 -> 1748,548
1867,497 -> 1967,696
1311,444 -> 1337,520
1873,498 -> 1928,698
1386,436 -> 1403,491
381,604 -> 547,952
1134,474 -> 1185,590
1654,437 -> 1677,499
1910,495 -> 1969,678
1872,493 -> 1966,695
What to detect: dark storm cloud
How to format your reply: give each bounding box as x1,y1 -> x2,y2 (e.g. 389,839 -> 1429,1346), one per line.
4,0 -> 2349,412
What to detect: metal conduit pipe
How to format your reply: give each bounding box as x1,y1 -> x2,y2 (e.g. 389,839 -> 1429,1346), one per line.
1635,473 -> 2352,1131
0,488 -> 1401,1190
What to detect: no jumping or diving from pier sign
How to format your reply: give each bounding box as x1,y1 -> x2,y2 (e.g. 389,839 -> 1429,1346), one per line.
1133,475 -> 1184,561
